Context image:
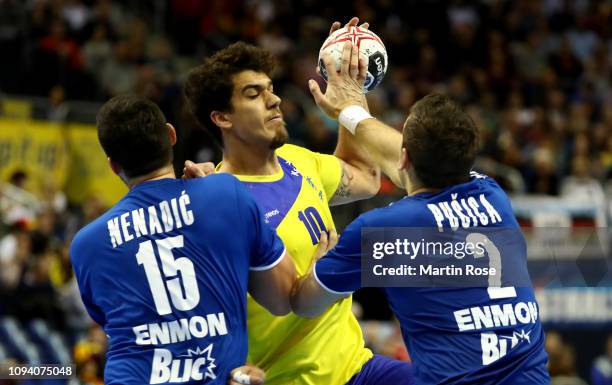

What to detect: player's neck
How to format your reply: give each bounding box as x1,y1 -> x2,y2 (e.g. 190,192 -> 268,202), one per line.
408,187 -> 439,196
219,146 -> 280,176
127,165 -> 176,189
405,175 -> 439,196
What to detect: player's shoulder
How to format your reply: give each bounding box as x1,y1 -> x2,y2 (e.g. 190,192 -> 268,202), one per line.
276,143 -> 311,158
276,143 -> 340,180
334,199 -> 422,243
183,172 -> 241,194
70,205 -> 119,263
276,143 -> 329,165
346,197 -> 419,231
275,144 -> 315,173
468,171 -> 513,205
469,171 -> 504,190
181,173 -> 255,218
176,175 -> 251,212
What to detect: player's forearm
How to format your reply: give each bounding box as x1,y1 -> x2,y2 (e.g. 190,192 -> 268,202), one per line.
290,274 -> 337,318
333,124 -> 381,196
353,118 -> 404,188
249,253 -> 297,316
290,279 -> 326,318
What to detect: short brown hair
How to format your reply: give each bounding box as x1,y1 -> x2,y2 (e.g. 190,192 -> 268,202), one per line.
184,42 -> 275,145
97,95 -> 172,178
403,94 -> 479,188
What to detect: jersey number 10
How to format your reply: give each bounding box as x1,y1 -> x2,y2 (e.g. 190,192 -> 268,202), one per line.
298,207 -> 328,245
136,235 -> 200,315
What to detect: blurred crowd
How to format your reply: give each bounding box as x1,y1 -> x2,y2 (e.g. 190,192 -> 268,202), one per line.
0,0 -> 611,201
1,0 -> 612,383
0,170 -> 108,383
546,332 -> 612,385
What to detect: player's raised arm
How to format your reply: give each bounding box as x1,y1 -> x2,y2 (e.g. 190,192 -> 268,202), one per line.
309,21 -> 405,188
316,18 -> 381,206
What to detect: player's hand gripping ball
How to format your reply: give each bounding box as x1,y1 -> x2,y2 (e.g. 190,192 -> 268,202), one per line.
318,26 -> 388,92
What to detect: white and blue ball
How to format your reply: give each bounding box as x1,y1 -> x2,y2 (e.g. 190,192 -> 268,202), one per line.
318,26 -> 388,93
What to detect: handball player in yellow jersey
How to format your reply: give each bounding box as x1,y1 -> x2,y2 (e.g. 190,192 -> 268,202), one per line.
183,18 -> 412,385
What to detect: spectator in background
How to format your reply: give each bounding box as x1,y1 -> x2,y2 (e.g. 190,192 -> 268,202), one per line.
549,38 -> 583,93
560,155 -> 606,204
99,40 -> 137,96
13,231 -> 65,330
88,0 -> 123,38
82,24 -> 113,79
0,171 -> 40,226
62,0 -> 91,35
73,324 -> 106,385
591,335 -> 612,385
526,147 -> 560,195
547,331 -> 589,385
38,19 -> 83,71
0,224 -> 30,309
567,15 -> 600,64
551,345 -> 589,385
46,85 -> 70,122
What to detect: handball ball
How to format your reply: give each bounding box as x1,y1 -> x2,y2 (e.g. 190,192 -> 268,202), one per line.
318,26 -> 388,93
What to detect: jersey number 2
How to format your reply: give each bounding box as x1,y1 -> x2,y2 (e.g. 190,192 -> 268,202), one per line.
136,235 -> 200,315
467,232 -> 517,300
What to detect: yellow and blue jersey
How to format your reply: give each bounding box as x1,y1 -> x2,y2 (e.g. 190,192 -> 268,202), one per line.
225,144 -> 372,385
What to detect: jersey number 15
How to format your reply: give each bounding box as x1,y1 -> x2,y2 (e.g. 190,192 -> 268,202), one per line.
136,235 -> 200,315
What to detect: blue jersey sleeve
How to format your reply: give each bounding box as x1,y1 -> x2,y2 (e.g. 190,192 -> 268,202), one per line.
69,234 -> 106,326
234,180 -> 286,270
314,216 -> 365,294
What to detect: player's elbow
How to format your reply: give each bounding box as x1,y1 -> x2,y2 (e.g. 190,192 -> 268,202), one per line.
368,176 -> 381,198
289,304 -> 317,319
261,291 -> 292,316
361,168 -> 381,198
292,307 -> 322,319
289,294 -> 323,319
266,301 -> 291,316
250,282 -> 292,316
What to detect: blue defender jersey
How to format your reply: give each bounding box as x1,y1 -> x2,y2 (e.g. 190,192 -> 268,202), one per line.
315,172 -> 550,385
70,174 -> 285,385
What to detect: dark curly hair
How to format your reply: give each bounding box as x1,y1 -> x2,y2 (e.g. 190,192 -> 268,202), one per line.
184,42 -> 276,146
403,94 -> 479,188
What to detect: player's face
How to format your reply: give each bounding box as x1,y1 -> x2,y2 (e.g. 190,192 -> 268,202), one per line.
226,70 -> 288,149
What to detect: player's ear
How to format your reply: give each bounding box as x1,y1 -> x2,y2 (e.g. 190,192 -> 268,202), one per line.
109,158 -> 130,185
398,147 -> 410,171
166,123 -> 177,146
210,110 -> 232,130
108,157 -> 122,176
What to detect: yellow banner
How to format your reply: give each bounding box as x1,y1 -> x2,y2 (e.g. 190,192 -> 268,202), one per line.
0,119 -> 127,207
64,124 -> 127,207
0,118 -> 69,195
